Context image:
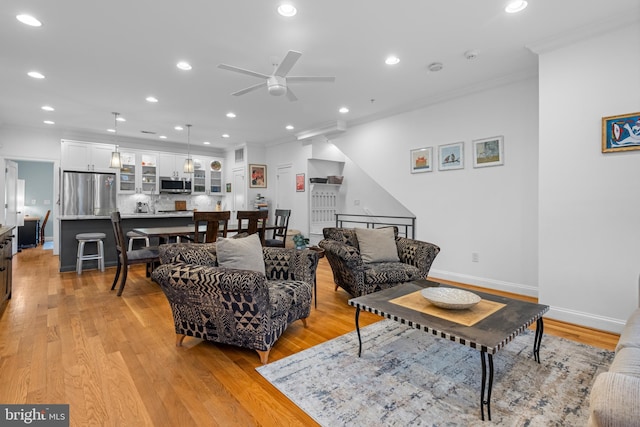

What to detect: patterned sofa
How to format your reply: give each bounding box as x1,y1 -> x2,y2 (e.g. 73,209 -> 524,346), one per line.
319,227 -> 440,298
151,242 -> 319,364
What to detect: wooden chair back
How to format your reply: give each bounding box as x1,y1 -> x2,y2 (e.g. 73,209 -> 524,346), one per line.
40,209 -> 51,245
265,209 -> 291,247
236,210 -> 268,244
193,211 -> 230,243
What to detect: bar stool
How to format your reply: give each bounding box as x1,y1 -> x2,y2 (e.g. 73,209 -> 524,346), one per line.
75,232 -> 106,275
126,230 -> 150,251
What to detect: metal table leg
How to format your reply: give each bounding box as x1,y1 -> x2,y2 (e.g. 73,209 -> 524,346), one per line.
480,351 -> 494,421
533,317 -> 544,363
355,307 -> 362,357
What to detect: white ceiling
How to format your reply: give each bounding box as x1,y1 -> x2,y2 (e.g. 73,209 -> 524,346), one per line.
1,1 -> 638,150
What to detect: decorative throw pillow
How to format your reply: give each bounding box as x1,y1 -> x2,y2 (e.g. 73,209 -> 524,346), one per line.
216,233 -> 265,275
355,227 -> 400,263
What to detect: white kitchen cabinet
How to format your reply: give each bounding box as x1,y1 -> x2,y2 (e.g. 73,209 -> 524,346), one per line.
118,151 -> 158,194
158,153 -> 191,180
61,140 -> 114,172
209,159 -> 223,194
191,156 -> 208,194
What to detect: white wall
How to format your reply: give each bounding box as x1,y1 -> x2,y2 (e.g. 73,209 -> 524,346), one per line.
331,78 -> 540,296
538,24 -> 640,332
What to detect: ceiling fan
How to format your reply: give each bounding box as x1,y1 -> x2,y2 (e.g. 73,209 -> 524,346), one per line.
217,50 -> 335,101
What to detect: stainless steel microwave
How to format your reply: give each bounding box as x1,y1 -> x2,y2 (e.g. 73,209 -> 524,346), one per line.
159,176 -> 192,194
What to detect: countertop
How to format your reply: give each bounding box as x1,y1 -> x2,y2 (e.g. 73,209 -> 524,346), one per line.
0,226 -> 16,234
59,212 -> 194,220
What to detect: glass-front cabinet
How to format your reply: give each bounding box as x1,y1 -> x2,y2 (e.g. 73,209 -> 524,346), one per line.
192,157 -> 207,194
210,159 -> 223,194
118,151 -> 158,193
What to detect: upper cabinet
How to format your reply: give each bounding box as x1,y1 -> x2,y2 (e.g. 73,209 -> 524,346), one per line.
190,157 -> 223,195
158,152 -> 191,180
118,151 -> 158,194
61,140 -> 114,172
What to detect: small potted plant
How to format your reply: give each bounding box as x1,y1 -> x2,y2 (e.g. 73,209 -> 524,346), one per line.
292,233 -> 310,249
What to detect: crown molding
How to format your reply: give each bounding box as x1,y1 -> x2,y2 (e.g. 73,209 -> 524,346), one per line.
526,10 -> 640,54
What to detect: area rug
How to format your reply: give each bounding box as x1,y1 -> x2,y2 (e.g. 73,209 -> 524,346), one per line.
256,320 -> 614,426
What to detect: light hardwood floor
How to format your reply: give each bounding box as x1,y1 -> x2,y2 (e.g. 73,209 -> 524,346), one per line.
0,246 -> 619,426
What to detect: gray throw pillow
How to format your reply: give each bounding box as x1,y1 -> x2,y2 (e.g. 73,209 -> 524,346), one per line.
355,227 -> 400,263
216,233 -> 265,275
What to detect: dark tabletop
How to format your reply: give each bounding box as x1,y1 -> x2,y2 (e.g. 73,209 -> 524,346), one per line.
349,280 -> 549,354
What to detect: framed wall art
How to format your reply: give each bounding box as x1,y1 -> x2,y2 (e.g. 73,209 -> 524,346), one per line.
473,136 -> 504,168
410,147 -> 433,173
602,112 -> 640,153
296,173 -> 305,192
226,183 -> 232,193
249,164 -> 267,188
438,142 -> 464,171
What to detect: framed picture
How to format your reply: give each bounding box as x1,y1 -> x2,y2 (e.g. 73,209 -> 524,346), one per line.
296,173 -> 305,192
410,147 -> 433,173
438,142 -> 464,171
249,164 -> 267,188
473,136 -> 504,168
226,183 -> 231,193
602,112 -> 640,153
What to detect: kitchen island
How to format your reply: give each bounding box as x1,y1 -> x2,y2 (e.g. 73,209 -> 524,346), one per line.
59,212 -> 194,272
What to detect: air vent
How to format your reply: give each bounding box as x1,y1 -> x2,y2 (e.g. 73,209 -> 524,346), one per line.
141,130 -> 156,134
235,148 -> 244,163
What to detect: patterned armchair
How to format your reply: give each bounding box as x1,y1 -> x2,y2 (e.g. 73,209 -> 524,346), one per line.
151,243 -> 319,364
319,227 -> 440,298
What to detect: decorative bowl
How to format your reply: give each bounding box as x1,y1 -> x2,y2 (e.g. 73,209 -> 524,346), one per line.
421,287 -> 481,310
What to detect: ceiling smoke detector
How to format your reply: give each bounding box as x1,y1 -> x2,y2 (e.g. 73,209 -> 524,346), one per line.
464,50 -> 479,60
427,62 -> 443,72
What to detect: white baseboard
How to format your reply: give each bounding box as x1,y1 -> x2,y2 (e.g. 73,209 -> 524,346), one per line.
546,307 -> 626,335
429,269 -> 626,334
429,269 -> 538,298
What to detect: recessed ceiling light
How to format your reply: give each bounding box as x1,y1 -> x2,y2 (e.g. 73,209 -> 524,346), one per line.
505,0 -> 528,13
16,14 -> 42,27
286,125 -> 294,130
222,134 -> 230,138
277,4 -> 297,17
116,116 -> 126,122
427,62 -> 444,72
176,61 -> 192,71
107,128 -> 115,133
385,56 -> 400,65
41,105 -> 54,112
226,112 -> 236,118
145,96 -> 158,103
174,125 -> 183,131
43,120 -> 54,125
159,135 -> 167,139
28,71 -> 45,79
203,141 -> 210,145
339,107 -> 349,114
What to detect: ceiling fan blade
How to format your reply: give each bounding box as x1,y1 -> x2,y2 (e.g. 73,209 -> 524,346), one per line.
218,63 -> 270,79
287,76 -> 336,83
232,82 -> 267,96
286,88 -> 298,102
274,51 -> 302,77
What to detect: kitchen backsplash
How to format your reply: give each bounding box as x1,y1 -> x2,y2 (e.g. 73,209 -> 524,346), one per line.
117,193 -> 226,214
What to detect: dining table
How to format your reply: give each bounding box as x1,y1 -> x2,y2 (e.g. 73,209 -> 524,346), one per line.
132,223 -> 279,243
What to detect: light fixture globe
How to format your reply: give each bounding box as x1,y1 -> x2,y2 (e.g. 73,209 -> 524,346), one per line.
267,76 -> 287,96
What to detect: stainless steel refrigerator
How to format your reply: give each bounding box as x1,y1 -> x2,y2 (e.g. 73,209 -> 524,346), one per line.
62,171 -> 117,216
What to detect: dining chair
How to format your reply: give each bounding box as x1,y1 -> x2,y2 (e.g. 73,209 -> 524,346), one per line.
40,209 -> 51,245
110,211 -> 160,296
264,209 -> 291,247
236,210 -> 268,244
193,211 -> 230,243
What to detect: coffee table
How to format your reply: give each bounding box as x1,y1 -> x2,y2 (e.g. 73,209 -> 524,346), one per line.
348,279 -> 549,421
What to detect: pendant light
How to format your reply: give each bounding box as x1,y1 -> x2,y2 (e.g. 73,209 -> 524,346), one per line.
183,124 -> 194,173
109,112 -> 122,168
